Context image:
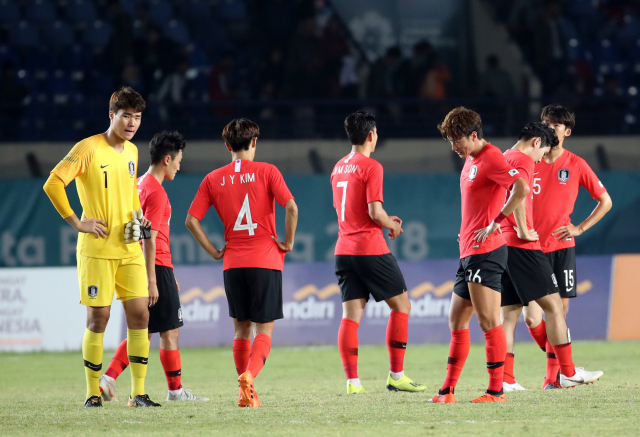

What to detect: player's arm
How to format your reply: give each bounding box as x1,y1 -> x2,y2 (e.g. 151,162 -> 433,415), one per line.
368,201 -> 403,240
185,214 -> 226,260
474,177 -> 529,242
553,191 -> 612,240
143,229 -> 159,307
512,198 -> 539,241
273,199 -> 298,252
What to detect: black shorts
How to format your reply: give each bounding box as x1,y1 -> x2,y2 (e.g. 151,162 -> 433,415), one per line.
501,247 -> 559,307
453,245 -> 508,300
148,266 -> 184,334
223,268 -> 283,323
335,253 -> 407,303
544,247 -> 577,299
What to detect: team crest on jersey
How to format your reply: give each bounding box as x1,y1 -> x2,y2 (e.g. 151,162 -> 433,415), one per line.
469,165 -> 478,180
551,274 -> 558,287
88,285 -> 98,298
128,161 -> 136,177
558,168 -> 570,183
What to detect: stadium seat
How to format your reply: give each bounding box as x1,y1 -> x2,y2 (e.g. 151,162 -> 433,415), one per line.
83,21 -> 113,47
26,0 -> 57,24
0,0 -> 21,24
66,0 -> 97,25
9,22 -> 40,48
186,44 -> 209,68
43,21 -> 75,48
164,20 -> 190,45
148,0 -> 173,26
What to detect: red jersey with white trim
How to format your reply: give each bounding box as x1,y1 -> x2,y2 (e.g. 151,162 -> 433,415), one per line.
138,173 -> 173,268
532,149 -> 607,253
502,149 -> 541,250
188,159 -> 294,271
331,152 -> 390,256
459,143 -> 521,259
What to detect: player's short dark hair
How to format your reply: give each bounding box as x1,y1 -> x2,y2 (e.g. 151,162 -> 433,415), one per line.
222,118 -> 260,152
149,130 -> 186,164
541,104 -> 575,129
344,110 -> 376,146
519,122 -> 559,149
437,106 -> 483,141
109,86 -> 146,114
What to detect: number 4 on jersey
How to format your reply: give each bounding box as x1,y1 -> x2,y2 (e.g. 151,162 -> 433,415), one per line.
234,194 -> 258,235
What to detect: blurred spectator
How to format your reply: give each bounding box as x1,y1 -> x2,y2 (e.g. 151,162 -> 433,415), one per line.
157,58 -> 191,121
120,63 -> 146,96
0,62 -> 29,141
419,59 -> 451,100
135,26 -> 179,97
319,15 -> 350,97
369,46 -> 410,97
532,0 -> 568,96
478,54 -> 515,98
408,40 -> 437,97
260,48 -> 286,99
106,0 -> 134,82
285,17 -> 321,98
209,52 -> 237,115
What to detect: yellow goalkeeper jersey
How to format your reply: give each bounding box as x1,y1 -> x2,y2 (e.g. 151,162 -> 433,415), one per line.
52,134 -> 142,259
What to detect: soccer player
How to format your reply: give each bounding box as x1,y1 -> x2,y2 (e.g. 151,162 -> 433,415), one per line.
498,122 -> 604,391
99,131 -> 208,402
429,107 -> 528,404
528,104 -> 612,388
185,118 -> 298,408
332,110 -> 427,394
43,87 -> 160,407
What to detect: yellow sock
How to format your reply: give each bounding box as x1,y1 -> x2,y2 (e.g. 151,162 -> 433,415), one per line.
82,329 -> 104,399
127,328 -> 150,397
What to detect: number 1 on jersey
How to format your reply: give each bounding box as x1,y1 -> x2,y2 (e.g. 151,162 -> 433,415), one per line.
234,193 -> 258,235
337,181 -> 348,221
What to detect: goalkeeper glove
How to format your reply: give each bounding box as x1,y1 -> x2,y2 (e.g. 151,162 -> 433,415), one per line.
124,209 -> 151,243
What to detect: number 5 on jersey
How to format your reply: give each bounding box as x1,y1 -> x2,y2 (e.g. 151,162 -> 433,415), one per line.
337,181 -> 348,221
234,193 -> 258,235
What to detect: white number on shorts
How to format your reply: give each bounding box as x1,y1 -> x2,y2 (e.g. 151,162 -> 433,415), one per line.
337,181 -> 348,221
533,177 -> 541,195
564,269 -> 574,288
233,194 -> 258,235
466,269 -> 482,283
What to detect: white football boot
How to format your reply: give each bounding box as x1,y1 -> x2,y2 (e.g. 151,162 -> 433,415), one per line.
559,367 -> 603,388
503,381 -> 527,392
167,388 -> 209,401
99,375 -> 117,402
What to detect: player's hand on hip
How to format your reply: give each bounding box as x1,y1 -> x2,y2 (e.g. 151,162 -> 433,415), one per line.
148,282 -> 159,307
388,222 -> 403,240
514,226 -> 540,242
389,216 -> 403,226
78,218 -> 108,239
272,236 -> 293,252
553,223 -> 583,241
473,221 -> 499,242
212,243 -> 227,260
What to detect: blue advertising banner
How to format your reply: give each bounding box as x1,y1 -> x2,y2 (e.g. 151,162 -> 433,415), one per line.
144,255 -> 612,348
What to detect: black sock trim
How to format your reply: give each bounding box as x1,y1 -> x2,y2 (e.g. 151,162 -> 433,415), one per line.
447,357 -> 460,365
547,352 -> 557,359
166,369 -> 181,377
128,355 -> 149,365
486,388 -> 503,396
389,340 -> 407,349
486,361 -> 505,369
438,387 -> 454,395
84,360 -> 102,371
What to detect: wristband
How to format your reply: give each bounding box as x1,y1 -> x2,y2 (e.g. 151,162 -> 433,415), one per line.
494,212 -> 508,224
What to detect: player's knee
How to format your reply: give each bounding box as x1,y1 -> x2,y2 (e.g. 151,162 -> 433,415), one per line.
524,316 -> 539,328
477,316 -> 500,332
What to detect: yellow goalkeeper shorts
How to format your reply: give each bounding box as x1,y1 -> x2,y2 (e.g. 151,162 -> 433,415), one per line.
78,253 -> 148,307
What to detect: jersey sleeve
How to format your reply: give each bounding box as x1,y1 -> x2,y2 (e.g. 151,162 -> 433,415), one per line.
365,161 -> 384,204
486,150 -> 521,189
268,165 -> 294,207
578,158 -> 607,199
513,155 -> 533,183
43,173 -> 75,218
141,188 -> 164,231
51,138 -> 97,186
188,176 -> 213,220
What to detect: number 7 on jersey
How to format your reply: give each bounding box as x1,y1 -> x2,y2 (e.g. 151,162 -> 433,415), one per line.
337,181 -> 348,221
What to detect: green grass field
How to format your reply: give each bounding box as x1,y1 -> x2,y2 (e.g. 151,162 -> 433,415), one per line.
1,341 -> 639,436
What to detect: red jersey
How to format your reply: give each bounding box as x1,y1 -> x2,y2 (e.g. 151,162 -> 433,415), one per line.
502,149 -> 541,250
138,173 -> 173,268
331,152 -> 390,256
532,149 -> 607,253
459,143 -> 521,259
188,159 -> 294,271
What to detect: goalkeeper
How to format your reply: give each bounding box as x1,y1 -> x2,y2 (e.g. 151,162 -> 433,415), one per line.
43,87 -> 160,408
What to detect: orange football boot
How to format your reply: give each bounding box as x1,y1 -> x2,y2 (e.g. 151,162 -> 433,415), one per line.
238,371 -> 260,408
470,392 -> 507,403
428,388 -> 456,403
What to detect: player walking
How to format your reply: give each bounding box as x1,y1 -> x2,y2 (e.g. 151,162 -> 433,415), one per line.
99,131 -> 208,402
331,110 -> 427,394
429,107 -> 528,403
43,87 -> 160,407
186,118 -> 298,408
523,104 -> 612,388
498,123 -> 604,391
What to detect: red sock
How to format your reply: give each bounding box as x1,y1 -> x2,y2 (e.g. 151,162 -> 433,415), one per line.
552,342 -> 575,377
528,320 -> 547,351
545,339 -> 560,384
233,339 -> 251,376
441,329 -> 470,391
338,318 -> 359,379
386,311 -> 409,373
504,352 -> 516,384
484,325 -> 507,393
159,348 -> 182,391
246,334 -> 271,378
104,339 -> 129,380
